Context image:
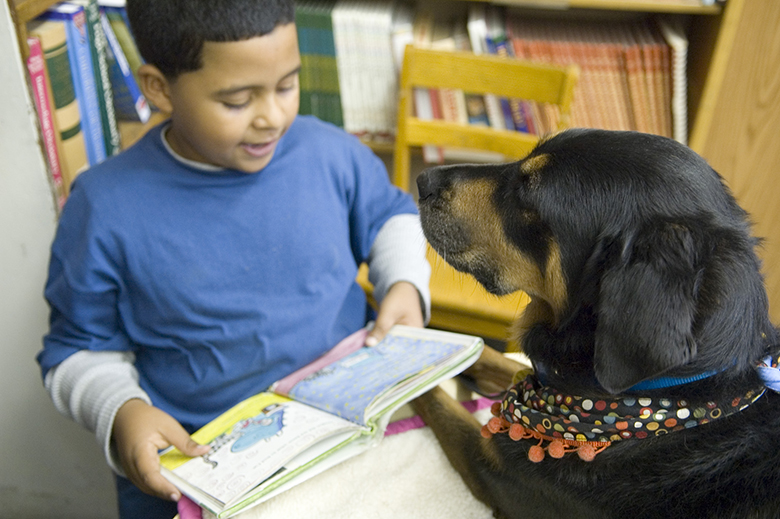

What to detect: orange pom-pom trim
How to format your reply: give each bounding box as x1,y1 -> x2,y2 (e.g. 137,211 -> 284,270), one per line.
547,440 -> 566,459
484,395 -> 610,462
487,416 -> 504,434
508,423 -> 525,441
577,444 -> 596,462
528,444 -> 545,463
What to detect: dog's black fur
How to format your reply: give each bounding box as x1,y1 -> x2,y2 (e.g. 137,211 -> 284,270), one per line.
412,129 -> 780,518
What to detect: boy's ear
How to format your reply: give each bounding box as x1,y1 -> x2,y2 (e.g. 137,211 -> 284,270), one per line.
137,64 -> 173,114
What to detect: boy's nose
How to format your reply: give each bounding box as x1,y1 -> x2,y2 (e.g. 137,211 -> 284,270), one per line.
253,97 -> 287,129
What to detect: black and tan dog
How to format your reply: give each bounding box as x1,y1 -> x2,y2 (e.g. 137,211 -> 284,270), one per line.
412,129 -> 780,518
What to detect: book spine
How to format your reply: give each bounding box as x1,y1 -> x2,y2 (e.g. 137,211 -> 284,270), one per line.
322,1 -> 343,128
26,36 -> 66,207
29,19 -> 89,191
485,37 -> 515,132
101,11 -> 151,123
77,0 -> 121,156
104,7 -> 143,83
296,2 -> 313,118
45,7 -> 107,166
493,36 -> 532,133
467,6 -> 505,130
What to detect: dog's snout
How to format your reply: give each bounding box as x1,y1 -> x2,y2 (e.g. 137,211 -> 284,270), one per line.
417,169 -> 446,202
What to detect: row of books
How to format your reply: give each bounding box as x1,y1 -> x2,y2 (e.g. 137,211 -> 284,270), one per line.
297,1 -> 689,162
28,0 -> 691,200
298,0 -> 400,142
501,7 -> 688,143
26,0 -> 150,206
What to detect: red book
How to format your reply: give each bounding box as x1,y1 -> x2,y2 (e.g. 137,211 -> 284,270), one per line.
26,36 -> 66,208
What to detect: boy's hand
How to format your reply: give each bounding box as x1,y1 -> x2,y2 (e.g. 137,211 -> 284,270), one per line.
113,399 -> 210,501
366,281 -> 424,346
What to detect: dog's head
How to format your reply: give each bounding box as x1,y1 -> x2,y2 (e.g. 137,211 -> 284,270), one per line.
418,129 -> 775,393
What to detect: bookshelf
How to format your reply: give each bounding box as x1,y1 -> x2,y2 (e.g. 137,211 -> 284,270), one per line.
8,0 -> 736,154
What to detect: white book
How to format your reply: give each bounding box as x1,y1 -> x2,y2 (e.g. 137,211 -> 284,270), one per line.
333,1 -> 358,134
658,17 -> 688,145
467,4 -> 506,130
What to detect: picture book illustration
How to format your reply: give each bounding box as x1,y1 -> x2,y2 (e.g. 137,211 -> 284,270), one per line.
200,403 -> 286,469
161,394 -> 357,505
286,333 -> 465,424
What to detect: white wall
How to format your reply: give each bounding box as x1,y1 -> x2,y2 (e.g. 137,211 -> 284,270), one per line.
0,4 -> 117,518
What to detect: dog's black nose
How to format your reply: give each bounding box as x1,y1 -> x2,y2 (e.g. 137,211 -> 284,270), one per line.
417,169 -> 443,201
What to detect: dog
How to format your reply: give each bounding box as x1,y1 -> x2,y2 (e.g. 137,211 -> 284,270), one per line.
412,129 -> 780,519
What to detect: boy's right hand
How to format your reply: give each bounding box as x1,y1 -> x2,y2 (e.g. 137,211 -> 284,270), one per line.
113,399 -> 210,501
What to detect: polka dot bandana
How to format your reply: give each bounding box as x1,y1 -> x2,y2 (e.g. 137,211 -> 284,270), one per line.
481,368 -> 767,463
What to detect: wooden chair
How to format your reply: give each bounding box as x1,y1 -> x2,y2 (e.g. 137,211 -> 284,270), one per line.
392,46 -> 578,348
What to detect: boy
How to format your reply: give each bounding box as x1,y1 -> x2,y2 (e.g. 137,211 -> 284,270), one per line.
36,1 -> 430,518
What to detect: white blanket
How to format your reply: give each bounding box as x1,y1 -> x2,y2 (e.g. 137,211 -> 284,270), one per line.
214,405 -> 495,519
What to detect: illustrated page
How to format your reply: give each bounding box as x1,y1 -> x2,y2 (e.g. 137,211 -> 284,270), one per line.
286,334 -> 466,424
161,393 -> 359,506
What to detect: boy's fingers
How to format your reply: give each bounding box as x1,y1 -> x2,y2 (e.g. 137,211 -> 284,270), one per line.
366,320 -> 390,347
161,419 -> 211,458
133,444 -> 181,501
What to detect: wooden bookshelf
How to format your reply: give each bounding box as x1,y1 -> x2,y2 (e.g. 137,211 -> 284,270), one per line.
11,0 -> 734,154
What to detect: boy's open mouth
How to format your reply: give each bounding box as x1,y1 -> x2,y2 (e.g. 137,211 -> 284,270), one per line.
242,140 -> 277,157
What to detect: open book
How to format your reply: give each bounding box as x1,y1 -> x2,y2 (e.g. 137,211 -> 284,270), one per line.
160,325 -> 484,518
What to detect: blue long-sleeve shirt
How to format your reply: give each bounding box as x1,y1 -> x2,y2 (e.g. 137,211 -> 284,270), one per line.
38,116 -> 419,430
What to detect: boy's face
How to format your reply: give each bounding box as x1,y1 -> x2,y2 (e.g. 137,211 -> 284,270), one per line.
161,23 -> 301,173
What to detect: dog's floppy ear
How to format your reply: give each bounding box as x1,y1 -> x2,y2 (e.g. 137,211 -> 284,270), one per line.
593,220 -> 700,393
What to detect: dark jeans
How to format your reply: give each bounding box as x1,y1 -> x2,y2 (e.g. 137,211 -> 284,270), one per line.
116,475 -> 179,519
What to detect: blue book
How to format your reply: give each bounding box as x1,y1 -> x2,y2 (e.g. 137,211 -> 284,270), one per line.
485,36 -> 521,132
100,10 -> 150,123
43,3 -> 107,166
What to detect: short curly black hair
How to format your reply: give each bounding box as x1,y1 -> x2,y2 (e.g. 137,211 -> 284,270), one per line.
126,0 -> 296,79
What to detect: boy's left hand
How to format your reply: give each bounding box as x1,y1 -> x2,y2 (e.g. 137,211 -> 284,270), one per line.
366,281 -> 424,346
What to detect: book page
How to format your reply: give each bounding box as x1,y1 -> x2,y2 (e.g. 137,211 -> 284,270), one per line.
160,393 -> 360,507
285,330 -> 468,425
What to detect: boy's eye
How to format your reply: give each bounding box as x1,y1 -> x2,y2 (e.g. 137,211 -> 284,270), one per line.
222,99 -> 250,109
278,76 -> 299,93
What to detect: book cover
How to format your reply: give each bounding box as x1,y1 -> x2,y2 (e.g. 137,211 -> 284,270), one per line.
332,0 -> 361,136
410,8 -> 443,163
466,4 -> 505,131
622,25 -> 652,134
160,325 -> 483,518
658,35 -> 673,139
296,1 -> 314,119
28,19 -> 89,192
102,5 -> 143,85
451,16 -> 490,127
42,3 -> 107,166
484,5 -> 519,132
488,35 -> 529,133
70,0 -> 121,157
430,16 -> 469,127
658,17 -> 688,145
26,35 -> 66,208
100,10 -> 151,123
317,0 -> 343,128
